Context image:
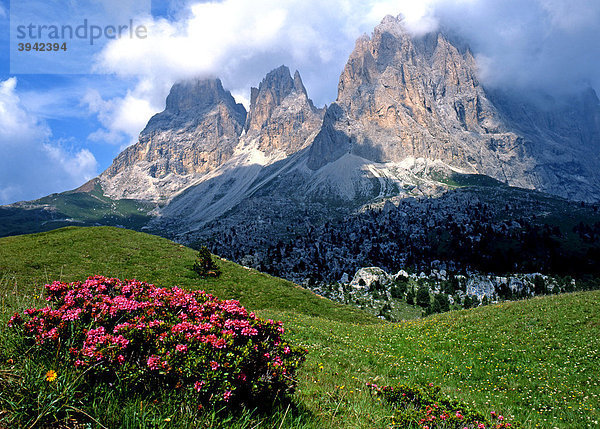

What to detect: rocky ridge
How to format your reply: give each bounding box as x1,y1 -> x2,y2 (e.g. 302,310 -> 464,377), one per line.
242,65 -> 324,157
96,15 -> 600,244
307,16 -> 600,201
100,66 -> 325,205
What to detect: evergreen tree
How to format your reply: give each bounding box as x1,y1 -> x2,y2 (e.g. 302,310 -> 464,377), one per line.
193,246 -> 222,278
534,275 -> 547,295
463,295 -> 472,309
416,286 -> 431,309
433,294 -> 450,313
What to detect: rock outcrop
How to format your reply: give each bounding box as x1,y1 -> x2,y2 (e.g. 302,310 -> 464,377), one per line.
241,65 -> 324,156
100,79 -> 247,202
99,67 -> 324,203
307,15 -> 600,201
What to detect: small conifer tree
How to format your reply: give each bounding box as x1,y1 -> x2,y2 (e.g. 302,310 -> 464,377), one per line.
193,246 -> 221,278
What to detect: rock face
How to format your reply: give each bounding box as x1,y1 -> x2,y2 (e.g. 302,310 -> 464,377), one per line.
307,17 -> 523,174
307,15 -> 600,201
241,65 -> 324,156
100,79 -> 247,202
100,15 -> 600,214
100,67 -> 323,203
350,267 -> 393,290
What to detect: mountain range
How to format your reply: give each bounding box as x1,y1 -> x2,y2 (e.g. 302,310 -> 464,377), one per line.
100,15 -> 600,209
2,15 -> 600,283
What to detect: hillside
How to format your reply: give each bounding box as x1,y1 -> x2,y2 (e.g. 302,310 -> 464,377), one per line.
0,181 -> 154,238
0,227 -> 373,323
0,227 -> 599,428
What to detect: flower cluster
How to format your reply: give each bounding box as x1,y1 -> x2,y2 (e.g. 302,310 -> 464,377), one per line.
367,382 -> 519,429
8,276 -> 306,408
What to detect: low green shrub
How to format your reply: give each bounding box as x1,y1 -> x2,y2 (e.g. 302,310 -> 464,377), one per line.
193,246 -> 222,278
368,382 -> 519,429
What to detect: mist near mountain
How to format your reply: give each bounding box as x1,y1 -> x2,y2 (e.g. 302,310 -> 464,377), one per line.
431,0 -> 600,96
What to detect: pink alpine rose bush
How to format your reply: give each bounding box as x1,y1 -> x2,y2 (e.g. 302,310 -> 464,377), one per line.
8,276 -> 306,409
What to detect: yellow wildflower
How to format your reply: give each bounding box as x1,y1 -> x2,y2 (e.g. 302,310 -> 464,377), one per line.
46,370 -> 57,382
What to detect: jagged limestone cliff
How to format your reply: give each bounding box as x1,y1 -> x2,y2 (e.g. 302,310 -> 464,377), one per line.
100,79 -> 247,202
242,65 -> 324,156
307,15 -> 600,201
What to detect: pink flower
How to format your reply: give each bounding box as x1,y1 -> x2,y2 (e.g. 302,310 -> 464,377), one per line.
241,327 -> 258,336
175,344 -> 188,353
194,381 -> 205,392
7,312 -> 23,327
147,355 -> 161,370
210,361 -> 219,371
212,338 -> 227,349
223,390 -> 232,402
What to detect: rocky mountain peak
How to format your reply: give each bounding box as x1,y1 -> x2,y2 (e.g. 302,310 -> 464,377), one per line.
247,65 -> 305,131
166,78 -> 224,111
375,14 -> 411,38
293,70 -> 309,98
100,77 -> 247,202
312,17 -> 498,171
98,14 -> 600,210
243,65 -> 324,156
307,18 -> 600,201
146,78 -> 246,132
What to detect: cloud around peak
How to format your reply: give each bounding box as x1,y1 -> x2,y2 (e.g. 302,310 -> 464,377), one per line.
85,0 -> 600,161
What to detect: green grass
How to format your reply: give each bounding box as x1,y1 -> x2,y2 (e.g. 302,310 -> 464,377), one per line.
1,227 -> 599,428
0,227 -> 374,324
268,293 -> 600,428
427,172 -> 507,189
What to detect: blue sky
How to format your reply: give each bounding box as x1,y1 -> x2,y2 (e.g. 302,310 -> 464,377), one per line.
0,0 -> 181,203
1,0 -> 598,204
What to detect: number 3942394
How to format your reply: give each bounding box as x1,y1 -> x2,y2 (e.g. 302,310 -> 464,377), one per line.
17,42 -> 67,52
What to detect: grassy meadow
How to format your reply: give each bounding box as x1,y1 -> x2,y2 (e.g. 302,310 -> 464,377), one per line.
0,227 -> 598,428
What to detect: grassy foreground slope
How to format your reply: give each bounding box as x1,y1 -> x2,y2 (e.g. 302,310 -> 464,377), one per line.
1,227 -> 599,428
0,227 -> 373,323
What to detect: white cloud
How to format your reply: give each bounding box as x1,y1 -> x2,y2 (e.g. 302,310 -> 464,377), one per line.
433,0 -> 600,93
0,3 -> 6,19
96,0 -> 439,84
0,78 -> 99,205
0,78 -> 49,142
84,78 -> 168,147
